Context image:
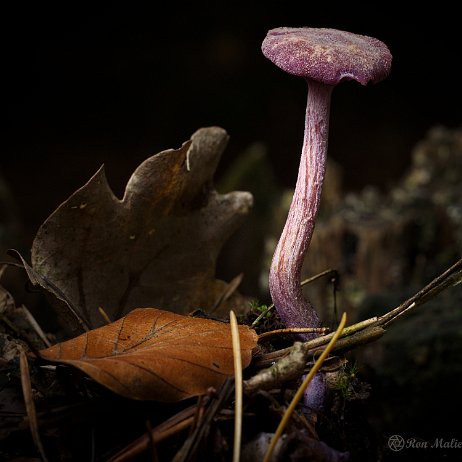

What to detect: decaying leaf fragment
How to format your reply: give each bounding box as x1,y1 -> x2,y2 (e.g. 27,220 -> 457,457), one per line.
31,127 -> 253,333
39,307 -> 258,402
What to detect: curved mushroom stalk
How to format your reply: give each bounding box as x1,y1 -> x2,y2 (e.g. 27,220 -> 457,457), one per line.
269,80 -> 332,334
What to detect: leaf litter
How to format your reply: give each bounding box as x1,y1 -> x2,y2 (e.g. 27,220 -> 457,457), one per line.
1,126 -> 261,460
1,124 -> 462,461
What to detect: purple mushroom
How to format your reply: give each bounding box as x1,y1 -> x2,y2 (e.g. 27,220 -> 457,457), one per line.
262,27 -> 392,413
262,27 -> 392,335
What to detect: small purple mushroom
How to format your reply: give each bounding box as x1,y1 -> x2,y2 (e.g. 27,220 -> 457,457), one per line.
262,27 -> 392,334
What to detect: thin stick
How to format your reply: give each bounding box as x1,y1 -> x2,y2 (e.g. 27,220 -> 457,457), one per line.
172,379 -> 234,462
301,268 -> 338,286
211,273 -> 244,313
376,258 -> 462,327
230,310 -> 243,462
108,415 -> 195,462
19,349 -> 49,462
21,305 -> 51,348
258,327 -> 328,342
188,395 -> 204,436
263,312 -> 347,462
251,304 -> 274,327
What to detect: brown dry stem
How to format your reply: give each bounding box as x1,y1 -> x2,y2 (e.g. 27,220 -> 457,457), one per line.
20,349 -> 49,462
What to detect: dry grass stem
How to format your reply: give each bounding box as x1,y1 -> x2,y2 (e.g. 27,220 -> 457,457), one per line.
20,349 -> 49,462
230,310 -> 243,462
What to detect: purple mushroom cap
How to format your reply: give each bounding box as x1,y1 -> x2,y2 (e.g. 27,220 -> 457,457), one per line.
262,27 -> 392,86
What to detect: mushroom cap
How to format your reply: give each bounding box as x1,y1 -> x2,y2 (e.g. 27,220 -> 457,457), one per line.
262,27 -> 392,86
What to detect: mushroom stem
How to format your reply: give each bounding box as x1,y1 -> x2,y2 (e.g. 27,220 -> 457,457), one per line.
269,80 -> 333,334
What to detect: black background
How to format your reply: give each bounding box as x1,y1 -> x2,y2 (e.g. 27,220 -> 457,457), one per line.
2,3 -> 462,244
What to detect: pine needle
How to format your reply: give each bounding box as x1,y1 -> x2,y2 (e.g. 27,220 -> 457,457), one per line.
230,310 -> 243,462
98,306 -> 112,324
19,349 -> 49,462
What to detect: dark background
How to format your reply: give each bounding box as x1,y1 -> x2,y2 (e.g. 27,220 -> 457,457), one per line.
2,3 -> 462,245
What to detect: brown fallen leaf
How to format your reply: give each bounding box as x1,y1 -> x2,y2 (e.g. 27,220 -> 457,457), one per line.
39,307 -> 258,402
31,127 -> 253,334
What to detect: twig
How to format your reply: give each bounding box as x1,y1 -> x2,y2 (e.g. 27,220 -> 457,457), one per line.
244,341 -> 309,394
210,273 -> 244,313
19,349 -> 49,462
258,327 -> 329,342
316,326 -> 385,355
188,395 -> 204,436
21,305 -> 52,348
230,311 -> 243,462
172,379 -> 234,462
252,316 -> 379,369
263,313 -> 347,462
374,257 -> 462,327
107,405 -> 198,462
249,324 -> 385,384
300,268 -> 338,287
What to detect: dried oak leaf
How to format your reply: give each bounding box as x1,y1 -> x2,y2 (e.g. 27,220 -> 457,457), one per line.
31,127 -> 253,333
39,307 -> 258,402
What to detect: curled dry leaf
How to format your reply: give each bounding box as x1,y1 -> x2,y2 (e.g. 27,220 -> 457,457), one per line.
31,127 -> 253,334
39,307 -> 258,402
